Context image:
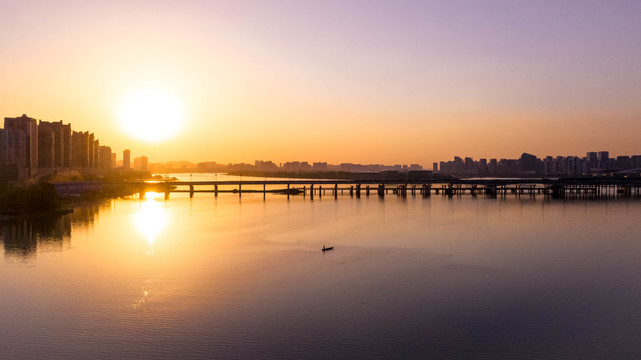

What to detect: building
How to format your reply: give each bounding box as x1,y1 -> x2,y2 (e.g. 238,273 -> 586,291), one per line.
133,156 -> 148,171
519,153 -> 539,174
255,160 -> 279,171
99,146 -> 112,170
282,161 -> 300,171
88,133 -> 95,168
313,162 -> 328,171
92,138 -> 100,168
4,114 -> 38,176
72,131 -> 91,168
586,152 -> 598,169
38,120 -> 72,169
597,151 -> 609,170
123,149 -> 131,170
0,129 -> 26,180
38,129 -> 55,168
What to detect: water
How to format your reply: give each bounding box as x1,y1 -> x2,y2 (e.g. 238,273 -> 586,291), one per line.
2,174 -> 641,359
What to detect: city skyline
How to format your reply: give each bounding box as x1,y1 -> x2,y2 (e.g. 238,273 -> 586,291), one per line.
0,113 -> 152,180
3,111 -> 640,178
1,0 -> 640,165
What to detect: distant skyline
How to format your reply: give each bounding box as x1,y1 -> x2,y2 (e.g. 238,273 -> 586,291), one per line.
2,0 -> 640,166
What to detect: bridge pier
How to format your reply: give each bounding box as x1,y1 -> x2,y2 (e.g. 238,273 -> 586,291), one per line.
366,185 -> 370,197
310,184 -> 314,200
334,184 -> 338,199
551,185 -> 565,199
189,185 -> 194,198
378,184 -> 385,197
423,184 -> 431,197
356,184 -> 361,198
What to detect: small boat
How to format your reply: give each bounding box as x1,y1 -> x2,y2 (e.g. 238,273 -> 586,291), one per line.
322,246 -> 334,252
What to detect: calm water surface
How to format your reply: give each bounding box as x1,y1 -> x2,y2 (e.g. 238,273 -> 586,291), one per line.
2,175 -> 641,359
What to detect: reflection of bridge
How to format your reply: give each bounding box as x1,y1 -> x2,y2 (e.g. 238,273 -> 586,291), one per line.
141,178 -> 641,200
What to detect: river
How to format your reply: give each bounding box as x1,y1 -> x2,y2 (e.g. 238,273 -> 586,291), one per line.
1,173 -> 641,359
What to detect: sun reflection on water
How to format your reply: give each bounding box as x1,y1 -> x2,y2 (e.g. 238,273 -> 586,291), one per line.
132,192 -> 168,310
135,192 -> 168,247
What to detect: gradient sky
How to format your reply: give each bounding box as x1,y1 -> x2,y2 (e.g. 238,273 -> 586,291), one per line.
1,0 -> 640,166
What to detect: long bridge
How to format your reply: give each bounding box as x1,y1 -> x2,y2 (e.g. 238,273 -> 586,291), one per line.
138,178 -> 641,200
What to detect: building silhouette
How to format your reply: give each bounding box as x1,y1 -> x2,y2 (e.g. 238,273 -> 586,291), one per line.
99,146 -> 112,170
0,113 -> 126,179
88,133 -> 95,168
0,129 -> 26,179
133,156 -> 148,171
38,127 -> 55,168
123,149 -> 131,170
72,131 -> 91,168
38,120 -> 72,169
597,151 -> 609,170
4,115 -> 38,176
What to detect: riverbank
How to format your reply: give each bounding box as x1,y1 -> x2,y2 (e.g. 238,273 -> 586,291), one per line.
0,183 -> 59,216
0,179 -> 144,218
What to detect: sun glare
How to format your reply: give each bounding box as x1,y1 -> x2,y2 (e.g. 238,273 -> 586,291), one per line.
118,88 -> 185,142
134,192 -> 168,245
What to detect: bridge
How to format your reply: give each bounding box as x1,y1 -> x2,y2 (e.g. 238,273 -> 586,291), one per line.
138,177 -> 641,200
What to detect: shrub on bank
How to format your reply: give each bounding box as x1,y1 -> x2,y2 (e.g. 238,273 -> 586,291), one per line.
0,183 -> 59,214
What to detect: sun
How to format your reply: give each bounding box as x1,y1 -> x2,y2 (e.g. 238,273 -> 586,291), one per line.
118,88 -> 185,142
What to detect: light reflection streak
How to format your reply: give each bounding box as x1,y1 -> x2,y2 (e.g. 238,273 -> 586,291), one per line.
132,192 -> 168,310
135,192 -> 168,246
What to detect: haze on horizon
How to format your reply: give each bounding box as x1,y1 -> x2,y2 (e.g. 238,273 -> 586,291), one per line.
1,0 -> 640,166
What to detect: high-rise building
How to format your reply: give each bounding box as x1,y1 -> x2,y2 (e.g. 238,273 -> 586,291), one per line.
88,133 -> 95,168
38,120 -> 72,168
93,138 -> 100,169
0,129 -> 26,180
123,149 -> 131,170
38,130 -> 55,168
62,123 -> 72,167
111,153 -> 117,169
0,129 -> 26,166
597,151 -> 609,170
99,146 -> 112,170
519,152 -> 539,173
133,156 -> 148,171
586,152 -> 598,169
4,114 -> 38,176
72,131 -> 91,168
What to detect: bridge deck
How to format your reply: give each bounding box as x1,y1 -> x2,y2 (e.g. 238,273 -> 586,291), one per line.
146,178 -> 641,187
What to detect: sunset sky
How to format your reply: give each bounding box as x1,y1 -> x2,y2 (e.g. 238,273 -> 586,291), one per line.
1,0 -> 640,166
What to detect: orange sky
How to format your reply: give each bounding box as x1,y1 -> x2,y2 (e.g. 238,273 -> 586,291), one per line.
2,0 -> 640,166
